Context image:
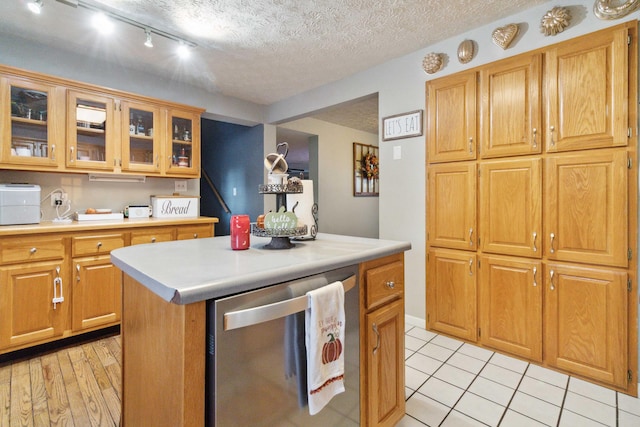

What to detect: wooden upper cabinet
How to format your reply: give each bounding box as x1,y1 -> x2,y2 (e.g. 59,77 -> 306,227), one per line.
0,76 -> 65,168
480,158 -> 542,258
427,71 -> 477,163
545,262 -> 627,387
427,248 -> 477,341
480,53 -> 542,158
479,255 -> 542,362
66,89 -> 116,171
546,150 -> 627,267
545,25 -> 629,153
121,100 -> 162,174
427,162 -> 476,251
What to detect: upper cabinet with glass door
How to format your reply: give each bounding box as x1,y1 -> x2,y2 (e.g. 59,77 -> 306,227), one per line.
166,109 -> 200,176
121,100 -> 161,174
0,76 -> 64,169
66,90 -> 116,171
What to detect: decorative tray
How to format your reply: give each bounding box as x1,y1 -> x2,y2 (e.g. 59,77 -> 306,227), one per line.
258,182 -> 303,194
251,223 -> 307,237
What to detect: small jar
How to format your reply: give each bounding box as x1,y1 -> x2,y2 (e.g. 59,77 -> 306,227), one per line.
230,215 -> 250,250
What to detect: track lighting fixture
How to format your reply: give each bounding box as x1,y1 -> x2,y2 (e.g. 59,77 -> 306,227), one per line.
177,41 -> 191,59
144,29 -> 153,48
41,0 -> 197,57
28,0 -> 44,14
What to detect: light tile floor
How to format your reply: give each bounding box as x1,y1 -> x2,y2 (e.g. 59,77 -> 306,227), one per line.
400,325 -> 640,427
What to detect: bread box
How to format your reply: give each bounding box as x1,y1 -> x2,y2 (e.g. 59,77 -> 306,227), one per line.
150,195 -> 199,218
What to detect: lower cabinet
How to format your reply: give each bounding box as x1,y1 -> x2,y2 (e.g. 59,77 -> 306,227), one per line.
545,262 -> 628,388
0,218 -> 216,354
428,251 -> 631,390
72,256 -> 122,332
361,253 -> 405,427
0,260 -> 68,349
479,255 -> 542,362
426,248 -> 477,341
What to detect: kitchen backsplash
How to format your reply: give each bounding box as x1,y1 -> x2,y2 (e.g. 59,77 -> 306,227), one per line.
0,170 -> 199,222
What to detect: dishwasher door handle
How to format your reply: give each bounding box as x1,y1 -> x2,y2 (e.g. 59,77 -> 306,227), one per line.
223,274 -> 356,331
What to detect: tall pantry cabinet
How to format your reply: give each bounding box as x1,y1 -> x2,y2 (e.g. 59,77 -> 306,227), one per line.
426,22 -> 638,395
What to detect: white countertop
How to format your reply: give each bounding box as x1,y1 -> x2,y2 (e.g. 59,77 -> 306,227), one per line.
110,233 -> 411,304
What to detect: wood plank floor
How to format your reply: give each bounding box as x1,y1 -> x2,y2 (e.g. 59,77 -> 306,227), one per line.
0,335 -> 121,427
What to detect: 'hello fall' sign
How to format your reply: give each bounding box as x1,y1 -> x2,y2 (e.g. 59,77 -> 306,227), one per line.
382,110 -> 423,141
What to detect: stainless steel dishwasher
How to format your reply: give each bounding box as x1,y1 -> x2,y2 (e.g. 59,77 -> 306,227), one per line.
206,265 -> 360,426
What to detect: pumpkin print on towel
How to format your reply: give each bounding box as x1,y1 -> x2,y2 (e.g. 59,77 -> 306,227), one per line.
322,333 -> 343,364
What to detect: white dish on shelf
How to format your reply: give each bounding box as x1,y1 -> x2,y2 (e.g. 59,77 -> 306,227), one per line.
15,147 -> 31,156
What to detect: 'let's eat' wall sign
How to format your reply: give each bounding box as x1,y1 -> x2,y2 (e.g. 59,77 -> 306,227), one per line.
382,110 -> 423,141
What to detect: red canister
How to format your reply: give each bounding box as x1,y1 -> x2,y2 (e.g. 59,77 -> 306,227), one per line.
230,215 -> 250,250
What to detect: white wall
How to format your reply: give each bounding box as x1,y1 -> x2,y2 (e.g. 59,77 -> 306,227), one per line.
266,0 -> 640,323
279,117 -> 379,238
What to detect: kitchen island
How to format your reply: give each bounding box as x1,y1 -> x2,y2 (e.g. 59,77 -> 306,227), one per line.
111,233 -> 410,426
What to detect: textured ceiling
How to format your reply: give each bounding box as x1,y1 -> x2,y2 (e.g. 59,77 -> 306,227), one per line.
0,0 -> 550,132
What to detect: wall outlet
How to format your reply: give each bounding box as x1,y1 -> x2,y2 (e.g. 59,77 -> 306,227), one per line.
51,192 -> 67,206
175,180 -> 187,192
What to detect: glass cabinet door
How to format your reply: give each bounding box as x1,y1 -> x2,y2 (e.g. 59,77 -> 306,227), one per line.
167,110 -> 200,175
1,77 -> 63,167
121,101 -> 160,173
66,90 -> 115,170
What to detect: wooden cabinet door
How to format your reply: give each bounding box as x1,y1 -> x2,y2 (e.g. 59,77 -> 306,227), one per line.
66,90 -> 116,170
0,76 -> 65,168
175,224 -> 214,240
479,255 -> 542,361
365,298 -> 404,427
130,227 -> 175,245
545,262 -> 627,387
546,150 -> 627,267
72,256 -> 122,331
0,261 -> 67,350
166,109 -> 201,176
121,100 -> 161,174
427,248 -> 477,341
545,25 -> 629,152
427,71 -> 477,163
427,162 -> 476,251
480,158 -> 541,258
480,52 -> 542,158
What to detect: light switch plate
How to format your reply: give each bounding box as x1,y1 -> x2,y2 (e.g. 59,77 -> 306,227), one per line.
174,180 -> 187,192
393,145 -> 402,160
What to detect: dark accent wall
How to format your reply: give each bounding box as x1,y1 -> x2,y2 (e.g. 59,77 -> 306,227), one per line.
200,119 -> 264,236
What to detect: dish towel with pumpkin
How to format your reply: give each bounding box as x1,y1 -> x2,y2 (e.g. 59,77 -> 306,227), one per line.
305,280 -> 345,415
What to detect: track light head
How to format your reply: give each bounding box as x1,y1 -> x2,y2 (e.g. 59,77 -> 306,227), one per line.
28,0 -> 43,14
144,29 -> 153,48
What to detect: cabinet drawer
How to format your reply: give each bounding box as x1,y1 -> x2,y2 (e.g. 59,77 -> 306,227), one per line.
365,261 -> 404,310
0,236 -> 64,264
130,228 -> 174,245
176,224 -> 213,240
72,234 -> 125,256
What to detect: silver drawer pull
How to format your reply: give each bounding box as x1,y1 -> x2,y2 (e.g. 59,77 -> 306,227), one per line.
532,128 -> 537,148
550,233 -> 555,254
468,259 -> 473,276
532,267 -> 537,287
532,232 -> 537,252
386,281 -> 395,289
151,237 -> 157,243
550,270 -> 555,291
97,242 -> 102,248
30,247 -> 37,254
193,233 -> 198,238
